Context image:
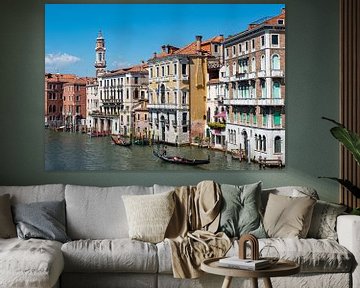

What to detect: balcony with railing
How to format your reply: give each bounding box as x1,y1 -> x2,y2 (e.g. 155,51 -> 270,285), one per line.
271,70 -> 285,78
223,98 -> 257,106
257,70 -> 266,78
257,98 -> 284,106
181,75 -> 189,81
102,98 -> 122,107
207,57 -> 222,69
147,103 -> 189,110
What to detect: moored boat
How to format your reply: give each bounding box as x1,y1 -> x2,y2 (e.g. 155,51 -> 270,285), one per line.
111,135 -> 132,147
153,150 -> 210,165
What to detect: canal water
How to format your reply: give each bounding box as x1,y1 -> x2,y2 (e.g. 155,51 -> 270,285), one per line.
45,129 -> 261,171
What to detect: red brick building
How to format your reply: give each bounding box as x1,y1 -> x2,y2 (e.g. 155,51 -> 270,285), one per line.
45,73 -> 77,128
62,78 -> 88,131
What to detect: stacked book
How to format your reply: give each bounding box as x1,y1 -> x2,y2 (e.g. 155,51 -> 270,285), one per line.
218,256 -> 271,270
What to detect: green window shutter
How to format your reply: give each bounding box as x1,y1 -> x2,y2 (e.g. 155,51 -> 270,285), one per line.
274,112 -> 281,126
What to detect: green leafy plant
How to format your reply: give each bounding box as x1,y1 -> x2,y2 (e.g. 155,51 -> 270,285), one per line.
319,117 -> 360,199
207,122 -> 226,130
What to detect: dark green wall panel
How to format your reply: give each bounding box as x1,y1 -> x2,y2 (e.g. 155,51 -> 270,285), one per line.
0,0 -> 340,203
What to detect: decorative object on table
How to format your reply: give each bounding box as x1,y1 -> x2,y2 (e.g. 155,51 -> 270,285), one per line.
259,245 -> 280,265
238,233 -> 260,260
218,257 -> 271,270
218,234 -> 272,270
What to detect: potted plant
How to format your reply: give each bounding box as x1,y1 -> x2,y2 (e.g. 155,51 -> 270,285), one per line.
320,117 -> 360,215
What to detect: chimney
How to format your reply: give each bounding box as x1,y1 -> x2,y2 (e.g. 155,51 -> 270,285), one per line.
153,52 -> 157,59
196,35 -> 202,54
161,45 -> 166,53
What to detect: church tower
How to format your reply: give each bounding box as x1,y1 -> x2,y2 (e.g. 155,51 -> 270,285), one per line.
95,31 -> 106,77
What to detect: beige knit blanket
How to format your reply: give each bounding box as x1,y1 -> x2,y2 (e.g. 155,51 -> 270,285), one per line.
165,180 -> 231,279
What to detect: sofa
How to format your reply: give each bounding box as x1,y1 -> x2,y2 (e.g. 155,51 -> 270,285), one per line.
0,182 -> 359,288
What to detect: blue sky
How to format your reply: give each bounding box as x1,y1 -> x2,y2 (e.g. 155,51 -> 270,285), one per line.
45,4 -> 285,77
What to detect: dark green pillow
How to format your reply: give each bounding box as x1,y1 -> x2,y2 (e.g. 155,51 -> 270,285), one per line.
218,182 -> 266,238
12,200 -> 70,243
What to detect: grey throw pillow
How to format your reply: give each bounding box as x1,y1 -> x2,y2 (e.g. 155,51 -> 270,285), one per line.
307,200 -> 347,240
12,200 -> 70,243
218,182 -> 266,238
0,194 -> 17,238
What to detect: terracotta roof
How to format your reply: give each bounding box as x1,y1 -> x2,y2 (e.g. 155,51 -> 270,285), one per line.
63,78 -> 87,85
106,63 -> 148,76
150,35 -> 224,60
45,73 -> 77,82
248,8 -> 285,30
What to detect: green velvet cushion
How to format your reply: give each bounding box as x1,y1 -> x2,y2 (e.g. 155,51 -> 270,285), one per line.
218,182 -> 266,238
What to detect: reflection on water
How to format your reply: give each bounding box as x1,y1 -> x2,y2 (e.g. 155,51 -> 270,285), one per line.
45,130 -> 260,171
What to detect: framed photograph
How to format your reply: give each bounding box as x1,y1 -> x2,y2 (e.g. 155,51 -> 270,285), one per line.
45,3 -> 286,171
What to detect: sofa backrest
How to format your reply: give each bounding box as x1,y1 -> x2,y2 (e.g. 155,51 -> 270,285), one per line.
65,184 -> 154,240
0,184 -> 65,204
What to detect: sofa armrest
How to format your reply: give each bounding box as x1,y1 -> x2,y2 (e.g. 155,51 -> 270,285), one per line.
337,215 -> 360,288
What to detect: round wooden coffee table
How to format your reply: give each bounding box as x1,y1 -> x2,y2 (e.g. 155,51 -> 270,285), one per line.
201,257 -> 300,288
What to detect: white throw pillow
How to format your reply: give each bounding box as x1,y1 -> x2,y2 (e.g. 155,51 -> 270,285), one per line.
122,191 -> 175,243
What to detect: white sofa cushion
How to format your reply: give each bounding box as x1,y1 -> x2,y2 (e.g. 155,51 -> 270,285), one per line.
0,184 -> 65,204
61,273 -> 157,288
65,185 -> 153,239
0,238 -> 63,288
61,239 -> 158,273
229,238 -> 353,273
258,238 -> 353,272
158,237 -> 353,275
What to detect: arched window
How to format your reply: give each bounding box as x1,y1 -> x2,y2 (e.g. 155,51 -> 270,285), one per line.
261,55 -> 266,71
48,105 -> 52,113
251,57 -> 256,72
52,105 -> 56,113
272,54 -> 280,70
261,80 -> 266,98
255,134 -> 258,150
134,88 -> 139,99
160,84 -> 165,104
274,136 -> 282,153
272,81 -> 281,98
263,136 -> 267,152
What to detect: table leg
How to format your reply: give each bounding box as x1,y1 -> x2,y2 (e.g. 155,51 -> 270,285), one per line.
221,276 -> 233,288
251,278 -> 258,288
263,277 -> 273,288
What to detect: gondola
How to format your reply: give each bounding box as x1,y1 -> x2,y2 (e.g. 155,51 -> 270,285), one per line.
153,150 -> 210,165
111,135 -> 132,147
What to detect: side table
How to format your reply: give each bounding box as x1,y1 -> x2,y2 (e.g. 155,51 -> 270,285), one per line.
201,257 -> 300,288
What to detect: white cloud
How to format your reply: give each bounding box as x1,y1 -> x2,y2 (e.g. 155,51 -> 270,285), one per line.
45,53 -> 80,66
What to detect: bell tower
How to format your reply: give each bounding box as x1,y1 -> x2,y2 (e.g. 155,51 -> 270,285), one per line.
95,31 -> 106,77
